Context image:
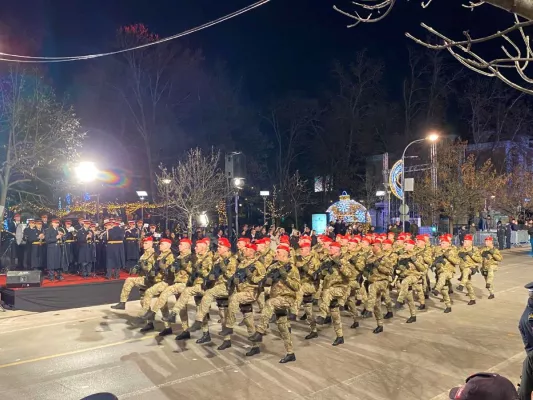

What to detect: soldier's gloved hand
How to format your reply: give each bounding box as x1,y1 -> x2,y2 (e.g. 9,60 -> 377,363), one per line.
279,267 -> 288,278
395,269 -> 401,275
301,265 -> 309,274
245,268 -> 254,278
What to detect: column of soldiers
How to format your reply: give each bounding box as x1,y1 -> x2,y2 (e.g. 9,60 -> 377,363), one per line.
111,230 -> 503,364
14,216 -> 155,281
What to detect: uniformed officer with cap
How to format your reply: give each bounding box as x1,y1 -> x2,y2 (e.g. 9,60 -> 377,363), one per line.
448,372 -> 518,399
518,281 -> 533,400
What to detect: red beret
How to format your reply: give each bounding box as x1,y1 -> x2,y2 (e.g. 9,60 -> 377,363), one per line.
160,238 -> 172,245
416,235 -> 425,241
263,236 -> 271,243
280,235 -> 290,244
245,243 -> 257,251
277,244 -> 290,252
349,238 -> 359,243
218,238 -> 231,248
464,234 -> 473,241
330,242 -> 342,248
143,236 -> 153,242
485,236 -> 493,241
439,236 -> 450,243
405,239 -> 415,245
255,238 -> 266,245
361,238 -> 372,245
52,219 -> 60,223
180,238 -> 192,245
322,236 -> 333,243
238,237 -> 251,243
299,242 -> 311,248
371,240 -> 382,245
196,239 -> 209,246
382,239 -> 393,245
90,223 -> 96,228
83,220 -> 91,224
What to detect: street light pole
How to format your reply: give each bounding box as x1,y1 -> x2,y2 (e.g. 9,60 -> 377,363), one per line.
260,191 -> 270,226
401,133 -> 439,232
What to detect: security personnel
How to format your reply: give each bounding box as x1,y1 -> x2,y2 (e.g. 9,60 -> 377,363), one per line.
518,282 -> 533,400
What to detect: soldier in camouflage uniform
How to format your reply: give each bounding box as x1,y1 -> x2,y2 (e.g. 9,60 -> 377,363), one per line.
415,234 -> 433,302
395,239 -> 426,323
142,238 -> 194,336
431,235 -> 459,313
342,237 -> 365,329
112,236 -> 156,310
365,240 -> 395,334
479,236 -> 503,299
256,237 -> 276,312
288,242 -> 321,339
456,234 -> 483,305
188,237 -> 238,347
315,242 -> 356,346
138,238 -> 175,333
167,238 -> 213,340
249,244 -> 300,363
220,243 -> 265,355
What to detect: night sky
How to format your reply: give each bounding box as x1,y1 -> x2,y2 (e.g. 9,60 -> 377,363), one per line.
3,0 -> 509,105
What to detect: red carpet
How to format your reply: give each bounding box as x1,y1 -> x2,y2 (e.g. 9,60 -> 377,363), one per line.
0,271 -> 132,290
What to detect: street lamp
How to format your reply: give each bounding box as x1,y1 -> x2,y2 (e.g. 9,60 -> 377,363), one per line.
401,133 -> 439,232
161,179 -> 171,231
232,178 -> 244,237
136,191 -> 148,222
75,161 -> 100,223
260,190 -> 270,225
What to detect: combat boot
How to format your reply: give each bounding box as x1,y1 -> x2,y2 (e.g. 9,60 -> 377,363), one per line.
141,310 -> 156,321
111,302 -> 126,310
175,331 -> 191,341
159,328 -> 173,337
373,326 -> 383,334
332,336 -> 344,346
467,300 -> 476,305
456,285 -> 464,292
249,332 -> 263,343
140,322 -> 154,333
406,316 -> 416,323
162,312 -> 177,323
431,289 -> 439,297
315,316 -> 325,325
305,331 -> 318,340
189,320 -> 203,332
355,299 -> 362,306
217,340 -> 231,350
488,294 -> 495,299
417,304 -> 426,310
362,309 -> 373,318
444,307 -> 452,313
324,316 -> 332,324
299,313 -> 308,321
350,321 -> 359,329
279,353 -> 296,364
219,326 -> 233,336
196,332 -> 211,344
246,347 -> 260,357
384,311 -> 393,319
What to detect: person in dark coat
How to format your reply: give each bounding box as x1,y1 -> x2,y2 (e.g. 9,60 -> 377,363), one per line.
104,221 -> 125,279
31,220 -> 45,270
497,221 -> 506,251
45,218 -> 63,281
124,220 -> 140,271
505,222 -> 512,249
62,220 -> 76,273
77,220 -> 94,278
23,219 -> 36,270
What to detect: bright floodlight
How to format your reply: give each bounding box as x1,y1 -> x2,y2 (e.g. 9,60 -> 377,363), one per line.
75,161 -> 98,183
427,133 -> 439,142
233,178 -> 244,187
136,191 -> 148,197
260,190 -> 270,196
162,178 -> 171,185
376,190 -> 386,196
198,212 -> 209,227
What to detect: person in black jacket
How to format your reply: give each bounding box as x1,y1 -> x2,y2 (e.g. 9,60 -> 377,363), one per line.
104,222 -> 125,279
45,218 -> 63,281
527,222 -> 533,256
518,282 -> 533,400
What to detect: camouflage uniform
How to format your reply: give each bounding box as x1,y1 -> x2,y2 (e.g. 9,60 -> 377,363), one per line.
365,250 -> 394,328
433,246 -> 460,309
256,248 -> 276,311
289,252 -> 321,333
457,245 -> 483,301
119,247 -> 156,302
255,260 -> 301,354
139,249 -> 175,314
170,251 -> 213,331
480,246 -> 503,297
396,249 -> 426,318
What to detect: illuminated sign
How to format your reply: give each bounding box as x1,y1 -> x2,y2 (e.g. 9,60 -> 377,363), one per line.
389,160 -> 403,200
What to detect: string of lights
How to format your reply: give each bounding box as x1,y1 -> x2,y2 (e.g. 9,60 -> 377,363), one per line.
0,0 -> 270,63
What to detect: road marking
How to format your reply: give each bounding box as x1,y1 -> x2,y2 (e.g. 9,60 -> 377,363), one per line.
0,333 -> 157,369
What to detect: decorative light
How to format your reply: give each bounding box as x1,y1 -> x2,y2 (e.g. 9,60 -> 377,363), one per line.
162,179 -> 171,185
198,212 -> 209,227
326,192 -> 371,224
389,160 -> 403,200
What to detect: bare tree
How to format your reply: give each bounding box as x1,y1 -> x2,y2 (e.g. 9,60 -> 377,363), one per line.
0,67 -> 85,225
265,186 -> 289,226
403,47 -> 427,138
157,148 -> 227,236
284,171 -> 313,229
495,164 -> 533,217
334,0 -> 533,95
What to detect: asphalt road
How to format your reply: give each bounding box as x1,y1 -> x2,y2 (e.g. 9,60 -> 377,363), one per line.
0,248 -> 530,400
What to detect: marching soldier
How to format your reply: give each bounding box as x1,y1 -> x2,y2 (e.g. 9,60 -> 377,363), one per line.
77,220 -> 94,278
315,241 -> 356,345
456,234 -> 482,305
145,238 -> 195,336
289,241 -> 321,338
124,221 -> 140,270
365,240 -> 395,334
168,238 -> 212,340
189,237 -> 238,346
256,238 -> 275,312
395,239 -> 426,323
112,236 -> 157,310
480,236 -> 502,299
415,234 -> 433,300
138,238 -> 175,333
104,221 -> 125,279
219,243 -> 265,354
45,219 -> 63,281
431,235 -> 459,313
249,243 -> 300,363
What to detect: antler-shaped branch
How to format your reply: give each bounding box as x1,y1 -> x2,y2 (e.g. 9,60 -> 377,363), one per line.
333,0 -> 397,28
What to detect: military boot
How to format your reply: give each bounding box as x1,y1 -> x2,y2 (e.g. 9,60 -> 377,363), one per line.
246,347 -> 260,357
288,313 -> 297,321
217,340 -> 231,350
140,322 -> 154,333
315,316 -> 325,325
175,331 -> 191,341
111,302 -> 126,310
189,320 -> 203,332
324,316 -> 332,324
417,304 -> 426,310
362,309 -> 373,318
196,332 -> 211,344
141,310 -> 156,321
299,313 -> 308,321
305,331 -> 318,340
162,312 -> 177,323
444,307 -> 452,313
332,336 -> 344,346
431,289 -> 439,297
219,326 -> 233,336
406,316 -> 416,323
456,285 -> 464,292
488,294 -> 495,299
279,353 -> 296,364
249,332 -> 263,343
384,311 -> 393,319
159,328 -> 173,337
467,300 -> 476,305
373,326 -> 383,334
350,321 -> 359,329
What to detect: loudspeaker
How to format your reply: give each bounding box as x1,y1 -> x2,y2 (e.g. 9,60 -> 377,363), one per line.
6,270 -> 42,288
